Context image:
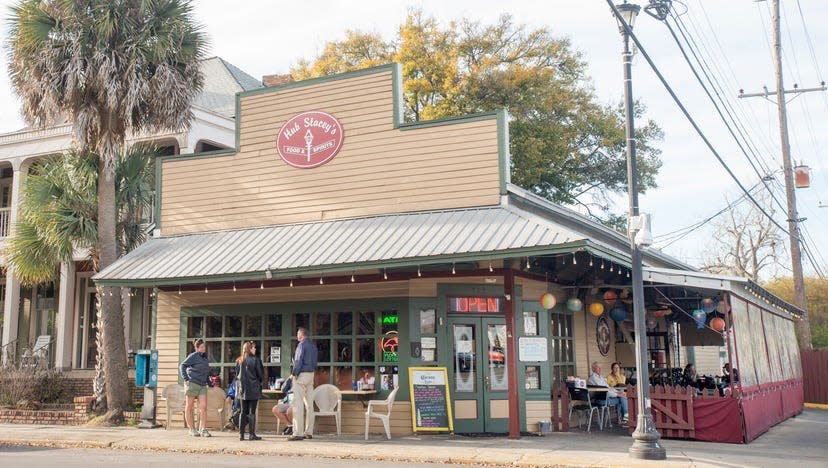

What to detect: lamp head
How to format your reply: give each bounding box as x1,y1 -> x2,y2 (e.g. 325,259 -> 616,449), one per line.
615,1 -> 641,33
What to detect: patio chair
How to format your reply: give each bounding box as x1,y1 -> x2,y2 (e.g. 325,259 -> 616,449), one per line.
206,386 -> 226,430
161,384 -> 186,430
364,387 -> 400,440
307,384 -> 342,436
567,386 -> 602,432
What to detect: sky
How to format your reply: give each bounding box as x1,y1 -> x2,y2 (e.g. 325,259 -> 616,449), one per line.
0,0 -> 826,279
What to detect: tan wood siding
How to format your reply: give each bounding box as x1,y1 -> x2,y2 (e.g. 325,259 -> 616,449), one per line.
574,306 -> 617,377
160,70 -> 502,235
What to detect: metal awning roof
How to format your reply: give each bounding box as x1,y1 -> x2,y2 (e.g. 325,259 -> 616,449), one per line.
643,267 -> 804,318
95,204 -> 616,287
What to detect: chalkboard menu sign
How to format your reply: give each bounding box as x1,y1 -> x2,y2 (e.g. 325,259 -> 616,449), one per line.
408,367 -> 454,433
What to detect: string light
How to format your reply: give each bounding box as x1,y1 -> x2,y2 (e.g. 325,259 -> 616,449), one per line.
572,254 -> 577,265
589,257 -> 593,267
260,282 -> 264,290
289,279 -> 293,288
601,260 -> 605,270
610,264 -> 614,272
626,270 -> 630,278
351,273 -> 355,283
204,284 -> 208,294
319,276 -> 324,285
418,266 -> 422,277
233,281 -> 237,292
526,258 -> 530,269
178,285 -> 182,295
452,264 -> 456,275
384,269 -> 388,280
488,262 -> 493,273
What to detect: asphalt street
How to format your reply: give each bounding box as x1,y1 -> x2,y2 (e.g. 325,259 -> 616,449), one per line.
0,446 -> 484,468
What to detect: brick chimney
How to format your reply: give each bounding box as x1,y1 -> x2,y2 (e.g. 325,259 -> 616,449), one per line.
262,74 -> 294,87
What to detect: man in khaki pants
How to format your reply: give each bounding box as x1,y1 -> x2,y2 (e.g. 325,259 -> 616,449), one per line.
289,327 -> 318,441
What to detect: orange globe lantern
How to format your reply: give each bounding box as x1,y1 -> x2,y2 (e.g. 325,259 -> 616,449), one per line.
710,317 -> 726,332
540,293 -> 557,310
653,308 -> 666,318
588,302 -> 604,317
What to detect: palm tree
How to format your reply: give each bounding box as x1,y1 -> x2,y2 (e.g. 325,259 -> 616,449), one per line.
7,0 -> 206,422
7,148 -> 155,402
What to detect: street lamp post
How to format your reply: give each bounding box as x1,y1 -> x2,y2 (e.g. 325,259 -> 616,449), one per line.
613,1 -> 667,460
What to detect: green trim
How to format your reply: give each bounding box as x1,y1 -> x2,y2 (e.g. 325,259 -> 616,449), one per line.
95,242 -> 591,287
497,109 -> 511,195
397,111 -> 498,131
150,288 -> 158,349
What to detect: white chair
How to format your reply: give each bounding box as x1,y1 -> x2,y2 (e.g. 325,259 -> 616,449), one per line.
206,386 -> 226,430
161,384 -> 186,430
308,384 -> 342,436
364,387 -> 399,440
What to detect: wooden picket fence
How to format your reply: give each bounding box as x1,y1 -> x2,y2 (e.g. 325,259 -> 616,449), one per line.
549,381 -> 571,432
627,385 -> 712,439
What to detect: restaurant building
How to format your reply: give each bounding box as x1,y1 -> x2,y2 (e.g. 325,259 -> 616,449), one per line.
95,64 -> 804,441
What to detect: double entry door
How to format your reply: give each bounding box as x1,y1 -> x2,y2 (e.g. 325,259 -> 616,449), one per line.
447,316 -> 510,433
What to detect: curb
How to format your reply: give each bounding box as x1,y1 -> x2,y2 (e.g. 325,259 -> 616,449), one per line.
804,403 -> 828,410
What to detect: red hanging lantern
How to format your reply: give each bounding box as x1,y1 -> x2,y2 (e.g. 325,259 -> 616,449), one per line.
794,165 -> 811,188
710,317 -> 726,332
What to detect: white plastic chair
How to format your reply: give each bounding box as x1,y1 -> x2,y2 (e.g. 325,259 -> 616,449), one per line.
308,384 -> 342,436
206,386 -> 226,430
364,387 -> 399,440
161,384 -> 186,430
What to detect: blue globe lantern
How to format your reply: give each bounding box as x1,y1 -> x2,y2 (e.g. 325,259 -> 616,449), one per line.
609,306 -> 627,322
692,308 -> 707,329
566,297 -> 583,312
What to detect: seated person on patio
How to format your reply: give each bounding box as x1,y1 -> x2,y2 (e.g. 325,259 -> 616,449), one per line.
683,363 -> 698,385
271,377 -> 294,435
588,361 -> 629,423
722,363 -> 739,384
607,362 -> 627,388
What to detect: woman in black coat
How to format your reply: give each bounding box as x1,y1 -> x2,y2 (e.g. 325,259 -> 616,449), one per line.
235,341 -> 264,441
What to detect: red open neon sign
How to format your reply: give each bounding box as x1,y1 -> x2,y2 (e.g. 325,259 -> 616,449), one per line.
448,296 -> 502,313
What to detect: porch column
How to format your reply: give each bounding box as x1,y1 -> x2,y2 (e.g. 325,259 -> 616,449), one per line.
54,261 -> 76,370
1,159 -> 27,362
504,267 -> 520,439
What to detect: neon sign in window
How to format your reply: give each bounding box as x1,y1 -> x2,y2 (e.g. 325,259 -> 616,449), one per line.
448,296 -> 502,313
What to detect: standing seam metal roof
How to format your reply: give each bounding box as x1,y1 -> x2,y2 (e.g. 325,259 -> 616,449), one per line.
94,205 -> 584,284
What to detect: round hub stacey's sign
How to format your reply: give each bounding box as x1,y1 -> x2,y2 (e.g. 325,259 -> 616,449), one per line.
276,111 -> 344,168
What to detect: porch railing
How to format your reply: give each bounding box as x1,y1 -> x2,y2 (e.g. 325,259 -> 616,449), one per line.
0,207 -> 10,238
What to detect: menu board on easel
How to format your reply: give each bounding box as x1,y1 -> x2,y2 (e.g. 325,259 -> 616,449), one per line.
408,367 -> 454,433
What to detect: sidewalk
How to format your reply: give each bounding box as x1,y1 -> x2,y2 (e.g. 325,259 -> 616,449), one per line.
0,409 -> 825,467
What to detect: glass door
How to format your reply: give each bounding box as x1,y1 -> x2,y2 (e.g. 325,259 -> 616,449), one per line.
447,317 -> 509,433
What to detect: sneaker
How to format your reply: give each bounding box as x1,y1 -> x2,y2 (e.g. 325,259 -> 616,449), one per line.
200,429 -> 212,438
305,434 -> 312,440
189,428 -> 200,437
282,426 -> 293,435
287,435 -> 304,441
249,434 -> 262,441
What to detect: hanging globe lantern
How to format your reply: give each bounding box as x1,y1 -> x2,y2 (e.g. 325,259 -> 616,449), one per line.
716,299 -> 730,315
710,317 -> 726,332
566,297 -> 583,312
588,302 -> 605,317
692,308 -> 707,329
653,308 -> 666,318
540,293 -> 557,310
603,290 -> 619,306
609,305 -> 627,322
701,298 -> 716,314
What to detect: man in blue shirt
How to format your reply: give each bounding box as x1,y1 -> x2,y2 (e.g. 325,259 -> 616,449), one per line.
289,327 -> 317,441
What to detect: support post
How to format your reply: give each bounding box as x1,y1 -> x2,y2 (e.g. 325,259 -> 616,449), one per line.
771,0 -> 810,348
503,266 -> 521,439
618,8 -> 666,459
54,261 -> 77,370
1,160 -> 27,363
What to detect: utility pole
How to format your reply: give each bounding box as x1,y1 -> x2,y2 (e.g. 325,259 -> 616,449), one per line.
738,0 -> 823,349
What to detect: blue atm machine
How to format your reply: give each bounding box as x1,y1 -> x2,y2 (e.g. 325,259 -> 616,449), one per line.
135,349 -> 161,428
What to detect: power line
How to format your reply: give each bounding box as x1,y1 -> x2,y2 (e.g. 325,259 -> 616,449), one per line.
606,0 -> 792,239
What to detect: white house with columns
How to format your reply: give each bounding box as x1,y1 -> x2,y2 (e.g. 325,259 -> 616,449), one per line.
0,57 -> 262,372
